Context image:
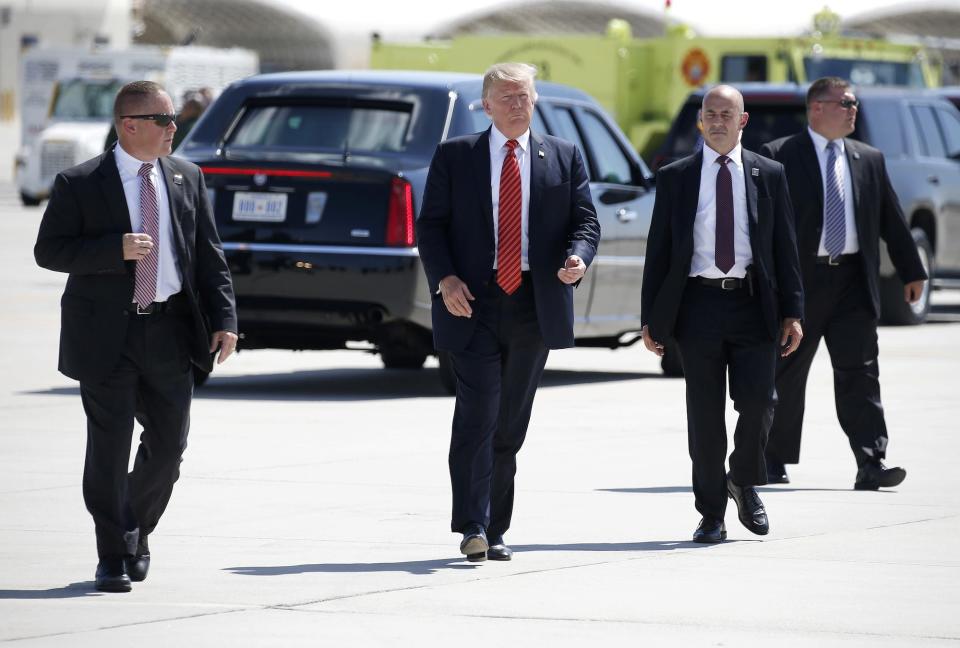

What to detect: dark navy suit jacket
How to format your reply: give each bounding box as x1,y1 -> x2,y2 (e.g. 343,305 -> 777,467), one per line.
416,127 -> 600,351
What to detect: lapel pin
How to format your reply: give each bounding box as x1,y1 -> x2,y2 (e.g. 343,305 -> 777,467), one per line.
538,149 -> 545,159
173,173 -> 183,185
852,152 -> 860,160
751,167 -> 759,177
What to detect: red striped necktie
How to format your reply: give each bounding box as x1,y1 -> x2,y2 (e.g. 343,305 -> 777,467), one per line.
497,139 -> 522,294
134,162 -> 159,306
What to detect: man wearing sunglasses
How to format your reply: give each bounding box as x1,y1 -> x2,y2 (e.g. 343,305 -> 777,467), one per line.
760,77 -> 927,490
35,80 -> 237,592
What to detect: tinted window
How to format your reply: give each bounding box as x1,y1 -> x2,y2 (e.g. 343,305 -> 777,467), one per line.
911,105 -> 947,158
804,58 -> 926,88
229,103 -> 413,153
52,78 -> 124,119
550,107 -> 586,154
858,101 -> 905,158
935,107 -> 960,158
722,56 -> 768,82
578,110 -> 632,184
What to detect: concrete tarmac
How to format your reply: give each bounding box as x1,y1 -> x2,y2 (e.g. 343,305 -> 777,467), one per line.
1,182 -> 958,646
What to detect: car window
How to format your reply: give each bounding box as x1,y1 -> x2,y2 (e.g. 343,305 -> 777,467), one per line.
858,101 -> 906,158
721,55 -> 768,82
228,103 -> 414,153
577,109 -> 633,185
911,105 -> 947,158
935,107 -> 960,158
550,106 -> 586,155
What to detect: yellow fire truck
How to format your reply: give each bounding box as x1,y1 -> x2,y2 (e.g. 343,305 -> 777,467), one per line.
371,9 -> 937,160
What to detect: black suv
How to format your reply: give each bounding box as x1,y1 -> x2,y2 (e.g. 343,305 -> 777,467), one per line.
657,84 -> 960,325
178,71 -> 656,389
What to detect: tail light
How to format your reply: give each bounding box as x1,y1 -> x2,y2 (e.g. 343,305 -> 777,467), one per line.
386,176 -> 414,246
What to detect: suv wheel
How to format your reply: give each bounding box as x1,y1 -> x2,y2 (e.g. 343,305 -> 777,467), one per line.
380,347 -> 428,370
880,228 -> 934,326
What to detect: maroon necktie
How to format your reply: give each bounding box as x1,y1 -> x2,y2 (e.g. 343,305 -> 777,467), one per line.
134,163 -> 159,306
497,139 -> 522,294
715,155 -> 734,274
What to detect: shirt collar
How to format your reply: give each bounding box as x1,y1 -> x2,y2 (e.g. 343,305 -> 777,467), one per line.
114,143 -> 159,177
702,142 -> 743,169
807,126 -> 845,155
490,124 -> 530,153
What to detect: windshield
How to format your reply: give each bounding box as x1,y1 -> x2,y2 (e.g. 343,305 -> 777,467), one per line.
51,78 -> 124,120
804,58 -> 926,88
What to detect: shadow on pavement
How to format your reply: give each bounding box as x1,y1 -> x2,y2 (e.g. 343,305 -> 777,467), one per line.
227,557 -> 481,576
0,582 -> 100,599
600,485 -> 857,494
25,367 -> 658,402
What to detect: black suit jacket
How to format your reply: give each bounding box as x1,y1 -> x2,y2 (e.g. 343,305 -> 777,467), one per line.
34,149 -> 237,383
760,131 -> 927,317
416,128 -> 600,351
640,148 -> 804,342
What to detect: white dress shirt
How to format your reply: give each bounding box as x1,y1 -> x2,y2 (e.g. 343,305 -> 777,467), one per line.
489,125 -> 531,271
807,127 -> 859,256
115,143 -> 182,302
690,143 -> 753,279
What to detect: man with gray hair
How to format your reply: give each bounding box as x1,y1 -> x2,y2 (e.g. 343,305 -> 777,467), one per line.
417,62 -> 599,561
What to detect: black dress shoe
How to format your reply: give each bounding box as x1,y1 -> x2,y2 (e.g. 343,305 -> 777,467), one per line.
125,554 -> 150,582
727,478 -> 770,535
855,461 -> 907,490
125,534 -> 150,582
459,524 -> 488,562
487,536 -> 513,561
95,557 -> 132,593
692,518 -> 726,543
765,455 -> 790,484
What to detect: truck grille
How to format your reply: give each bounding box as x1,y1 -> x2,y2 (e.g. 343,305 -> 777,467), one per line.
40,141 -> 75,181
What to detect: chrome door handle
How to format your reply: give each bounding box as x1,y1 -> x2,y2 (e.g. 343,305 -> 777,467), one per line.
616,208 -> 638,222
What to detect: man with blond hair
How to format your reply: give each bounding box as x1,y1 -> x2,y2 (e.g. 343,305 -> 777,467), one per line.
417,63 -> 599,561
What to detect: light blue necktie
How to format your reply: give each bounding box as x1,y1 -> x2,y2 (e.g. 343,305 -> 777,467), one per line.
823,141 -> 846,258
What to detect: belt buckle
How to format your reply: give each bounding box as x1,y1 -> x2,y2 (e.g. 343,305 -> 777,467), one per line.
135,303 -> 153,315
828,255 -> 840,266
720,277 -> 737,290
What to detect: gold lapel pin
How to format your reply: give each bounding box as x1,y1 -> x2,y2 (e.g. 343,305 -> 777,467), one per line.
173,173 -> 183,185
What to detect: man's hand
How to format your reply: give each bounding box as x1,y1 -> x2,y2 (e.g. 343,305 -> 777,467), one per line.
122,233 -> 154,261
210,330 -> 238,364
439,274 -> 474,317
904,280 -> 925,304
557,255 -> 586,284
780,318 -> 803,358
641,325 -> 664,357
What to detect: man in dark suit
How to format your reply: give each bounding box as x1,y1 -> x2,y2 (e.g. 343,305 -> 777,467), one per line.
760,77 -> 927,489
35,81 -> 237,592
641,85 -> 804,543
417,63 -> 600,562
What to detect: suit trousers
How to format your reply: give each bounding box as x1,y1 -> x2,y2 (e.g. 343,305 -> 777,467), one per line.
675,281 -> 777,521
448,275 -> 549,540
79,306 -> 194,558
767,261 -> 887,467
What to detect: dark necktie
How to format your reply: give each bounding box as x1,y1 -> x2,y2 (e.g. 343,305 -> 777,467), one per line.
715,155 -> 734,274
823,141 -> 846,259
134,162 -> 160,306
497,139 -> 522,294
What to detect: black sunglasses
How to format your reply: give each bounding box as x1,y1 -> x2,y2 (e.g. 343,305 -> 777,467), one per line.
121,113 -> 179,126
816,98 -> 860,109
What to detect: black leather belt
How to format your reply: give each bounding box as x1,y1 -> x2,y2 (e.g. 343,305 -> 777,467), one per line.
694,276 -> 746,290
815,253 -> 859,266
126,293 -> 185,315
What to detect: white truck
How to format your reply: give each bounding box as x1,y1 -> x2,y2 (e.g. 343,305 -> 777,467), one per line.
15,45 -> 258,206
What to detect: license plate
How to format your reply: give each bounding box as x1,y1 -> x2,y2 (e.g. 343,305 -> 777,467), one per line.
232,192 -> 288,222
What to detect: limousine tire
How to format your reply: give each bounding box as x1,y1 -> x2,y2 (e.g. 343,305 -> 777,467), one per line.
880,228 -> 933,326
381,347 -> 429,370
